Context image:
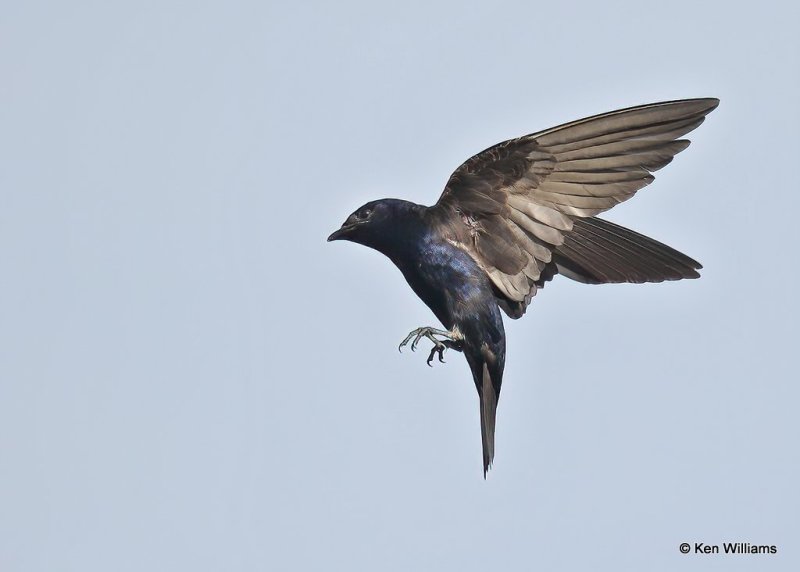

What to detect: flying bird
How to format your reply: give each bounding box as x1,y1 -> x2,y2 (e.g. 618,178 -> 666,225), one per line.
328,98 -> 718,476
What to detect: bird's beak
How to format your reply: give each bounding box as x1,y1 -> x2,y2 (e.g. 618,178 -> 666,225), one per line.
327,224 -> 353,242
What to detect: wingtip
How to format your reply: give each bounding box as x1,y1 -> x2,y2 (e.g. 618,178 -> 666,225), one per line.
660,97 -> 719,115
702,97 -> 720,112
690,97 -> 720,115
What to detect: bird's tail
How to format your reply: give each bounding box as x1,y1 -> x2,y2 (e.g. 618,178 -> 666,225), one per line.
465,336 -> 505,477
479,362 -> 498,478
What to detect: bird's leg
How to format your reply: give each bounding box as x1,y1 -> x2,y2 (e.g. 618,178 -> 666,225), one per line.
400,327 -> 452,351
398,327 -> 464,367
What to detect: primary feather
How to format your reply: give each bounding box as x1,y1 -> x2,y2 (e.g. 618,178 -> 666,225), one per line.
432,98 -> 718,317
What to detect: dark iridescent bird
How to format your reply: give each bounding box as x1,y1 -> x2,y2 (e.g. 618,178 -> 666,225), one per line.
328,98 -> 718,476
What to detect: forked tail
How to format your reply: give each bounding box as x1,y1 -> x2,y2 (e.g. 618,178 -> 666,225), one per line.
479,362 -> 498,477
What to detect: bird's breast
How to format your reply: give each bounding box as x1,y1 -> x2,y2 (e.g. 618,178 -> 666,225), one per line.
393,236 -> 497,330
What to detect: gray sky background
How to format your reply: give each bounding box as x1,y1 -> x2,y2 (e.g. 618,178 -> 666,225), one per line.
2,1 -> 798,570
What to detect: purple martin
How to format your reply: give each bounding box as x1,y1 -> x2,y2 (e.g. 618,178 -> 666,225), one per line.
328,98 -> 718,476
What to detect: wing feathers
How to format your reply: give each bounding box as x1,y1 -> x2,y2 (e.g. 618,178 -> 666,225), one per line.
433,98 -> 716,313
534,190 -> 632,212
574,217 -> 701,276
475,217 -> 528,275
505,220 -> 554,263
488,268 -> 528,300
554,141 -> 689,172
554,217 -> 702,284
555,241 -> 624,283
553,138 -> 691,163
537,178 -> 653,198
507,207 -> 565,245
543,115 -> 706,154
546,169 -> 653,184
506,195 -> 573,230
534,99 -> 718,147
561,230 -> 661,282
450,189 -> 505,215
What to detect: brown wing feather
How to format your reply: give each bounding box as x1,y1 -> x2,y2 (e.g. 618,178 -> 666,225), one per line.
431,98 -> 718,317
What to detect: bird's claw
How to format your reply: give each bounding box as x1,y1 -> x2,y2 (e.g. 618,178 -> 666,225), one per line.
426,344 -> 446,367
399,326 -> 462,366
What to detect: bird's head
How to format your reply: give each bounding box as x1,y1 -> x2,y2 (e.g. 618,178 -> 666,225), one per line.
327,198 -> 423,253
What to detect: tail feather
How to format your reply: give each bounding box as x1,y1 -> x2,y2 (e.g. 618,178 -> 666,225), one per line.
479,363 -> 498,477
463,328 -> 505,477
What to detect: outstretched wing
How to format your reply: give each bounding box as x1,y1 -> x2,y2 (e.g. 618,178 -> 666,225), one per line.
430,98 -> 718,318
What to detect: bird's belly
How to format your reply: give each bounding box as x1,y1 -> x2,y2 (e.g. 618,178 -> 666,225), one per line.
397,242 -> 497,330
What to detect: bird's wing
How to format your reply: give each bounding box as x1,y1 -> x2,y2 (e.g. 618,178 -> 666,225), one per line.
431,98 -> 718,318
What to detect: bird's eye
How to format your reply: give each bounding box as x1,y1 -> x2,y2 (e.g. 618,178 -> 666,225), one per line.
357,208 -> 372,220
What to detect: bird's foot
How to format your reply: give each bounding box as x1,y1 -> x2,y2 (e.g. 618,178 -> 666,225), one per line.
398,327 -> 464,367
